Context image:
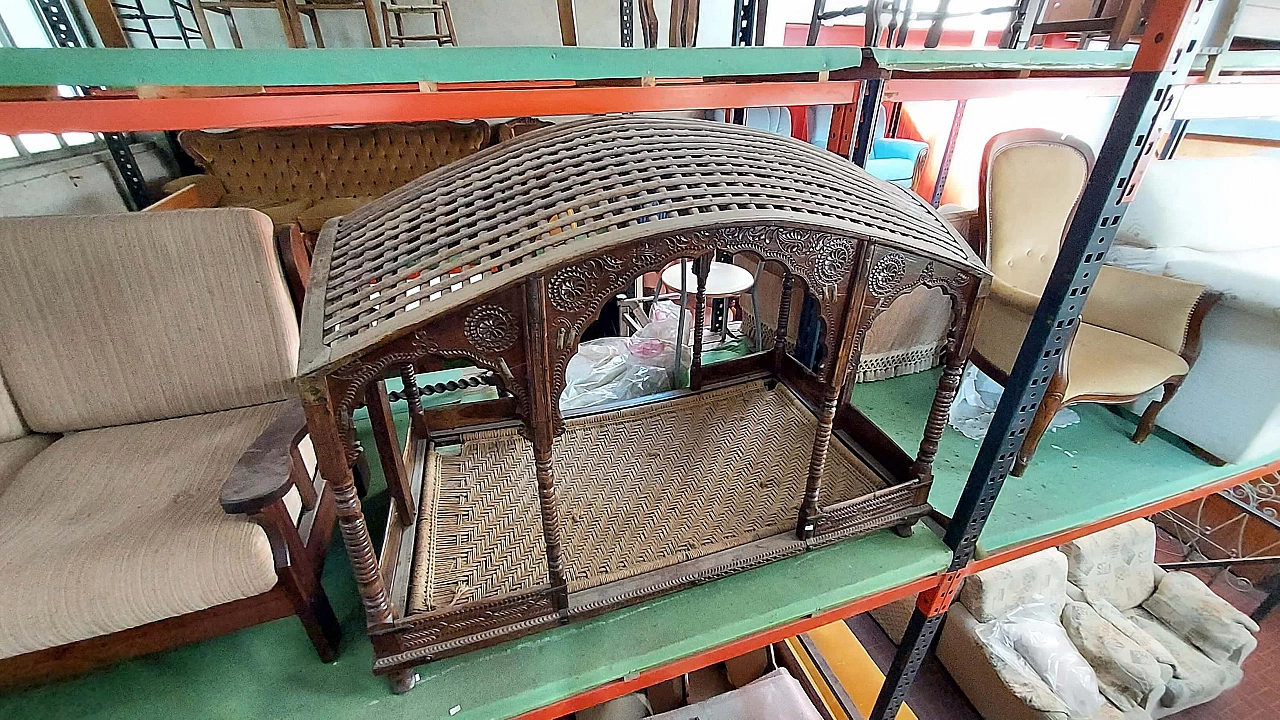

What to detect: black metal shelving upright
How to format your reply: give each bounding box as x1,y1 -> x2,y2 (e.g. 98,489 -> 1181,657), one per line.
34,0 -> 151,210
857,0 -> 1222,717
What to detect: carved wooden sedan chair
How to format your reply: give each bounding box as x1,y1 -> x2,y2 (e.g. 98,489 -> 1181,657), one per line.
298,116 -> 991,691
969,129 -> 1217,476
0,209 -> 338,688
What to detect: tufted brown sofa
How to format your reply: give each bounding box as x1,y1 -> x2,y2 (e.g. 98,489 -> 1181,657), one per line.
155,120 -> 492,232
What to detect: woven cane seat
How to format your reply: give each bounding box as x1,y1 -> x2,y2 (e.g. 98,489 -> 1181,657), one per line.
302,115 -> 981,372
407,381 -> 883,612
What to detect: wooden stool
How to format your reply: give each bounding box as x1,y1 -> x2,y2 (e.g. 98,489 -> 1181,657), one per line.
661,260 -> 757,349
381,0 -> 456,47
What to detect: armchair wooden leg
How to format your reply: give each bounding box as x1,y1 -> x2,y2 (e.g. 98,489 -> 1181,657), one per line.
1133,380 -> 1181,444
1013,393 -> 1062,477
292,581 -> 341,663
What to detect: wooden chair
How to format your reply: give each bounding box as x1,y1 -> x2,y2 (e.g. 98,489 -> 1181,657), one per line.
191,0 -> 380,47
381,0 -> 455,47
969,129 -> 1219,476
0,209 -> 339,688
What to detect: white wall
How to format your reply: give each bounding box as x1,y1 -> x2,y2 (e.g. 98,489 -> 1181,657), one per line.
0,142 -> 176,216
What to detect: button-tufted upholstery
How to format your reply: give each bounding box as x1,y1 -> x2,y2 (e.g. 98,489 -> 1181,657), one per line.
169,121 -> 492,231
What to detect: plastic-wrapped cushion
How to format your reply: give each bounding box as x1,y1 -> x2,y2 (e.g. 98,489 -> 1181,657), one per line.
559,301 -> 691,410
977,601 -> 1104,718
1115,157 -> 1279,253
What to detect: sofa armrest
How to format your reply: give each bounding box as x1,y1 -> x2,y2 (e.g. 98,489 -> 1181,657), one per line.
150,174 -> 225,210
1082,265 -> 1216,357
873,138 -> 929,161
1061,599 -> 1165,714
221,399 -> 310,516
938,604 -> 1076,720
1142,570 -> 1260,666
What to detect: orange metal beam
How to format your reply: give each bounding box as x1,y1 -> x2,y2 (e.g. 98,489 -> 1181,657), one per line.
969,459 -> 1280,574
883,75 -> 1129,103
511,573 -> 942,720
0,81 -> 861,133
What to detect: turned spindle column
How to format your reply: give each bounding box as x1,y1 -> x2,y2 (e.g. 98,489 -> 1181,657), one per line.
299,377 -> 394,626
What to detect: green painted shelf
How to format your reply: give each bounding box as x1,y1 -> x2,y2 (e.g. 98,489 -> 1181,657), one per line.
0,46 -> 1137,88
851,368 -> 1280,556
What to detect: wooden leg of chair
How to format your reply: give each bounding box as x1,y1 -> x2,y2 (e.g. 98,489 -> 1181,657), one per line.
293,582 -> 341,662
1133,380 -> 1180,445
388,668 -> 417,694
893,522 -> 914,538
1013,394 -> 1060,477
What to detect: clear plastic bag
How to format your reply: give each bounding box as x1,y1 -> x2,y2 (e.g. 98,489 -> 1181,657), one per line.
559,301 -> 692,411
949,363 -> 1079,440
976,600 -> 1103,717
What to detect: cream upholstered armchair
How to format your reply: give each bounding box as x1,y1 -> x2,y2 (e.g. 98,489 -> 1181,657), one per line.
0,209 -> 338,687
1061,519 -> 1258,716
970,129 -> 1218,475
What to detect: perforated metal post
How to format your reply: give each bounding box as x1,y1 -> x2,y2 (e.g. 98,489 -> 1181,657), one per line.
620,0 -> 634,46
851,77 -> 884,168
35,0 -> 151,210
868,1 -> 1217,718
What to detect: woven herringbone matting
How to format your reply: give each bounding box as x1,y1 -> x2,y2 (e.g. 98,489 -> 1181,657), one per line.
407,381 -> 886,613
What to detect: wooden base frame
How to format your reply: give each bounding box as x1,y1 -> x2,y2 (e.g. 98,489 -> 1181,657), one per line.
0,403 -> 341,690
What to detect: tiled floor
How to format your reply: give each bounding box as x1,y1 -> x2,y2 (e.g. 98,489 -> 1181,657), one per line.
847,527 -> 1279,719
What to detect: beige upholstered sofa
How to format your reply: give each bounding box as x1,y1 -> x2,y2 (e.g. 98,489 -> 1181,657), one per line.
0,209 -> 338,686
873,520 -> 1257,719
155,121 -> 492,232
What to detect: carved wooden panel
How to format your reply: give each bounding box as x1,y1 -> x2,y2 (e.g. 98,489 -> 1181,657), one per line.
847,243 -> 980,377
327,284 -> 531,462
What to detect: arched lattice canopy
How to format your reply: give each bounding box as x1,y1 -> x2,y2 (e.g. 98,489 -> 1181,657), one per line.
300,115 -> 986,373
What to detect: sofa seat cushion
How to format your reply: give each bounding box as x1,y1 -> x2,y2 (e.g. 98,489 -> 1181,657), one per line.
1061,600 -> 1164,713
0,210 -> 299,433
296,195 -> 379,233
0,403 -> 287,659
1064,323 -> 1189,402
0,434 -> 55,496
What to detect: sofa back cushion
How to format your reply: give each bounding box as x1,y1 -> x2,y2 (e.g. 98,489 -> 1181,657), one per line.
980,132 -> 1092,298
1060,518 -> 1157,612
0,371 -> 26,442
179,121 -> 490,207
0,209 -> 298,433
1116,156 -> 1280,253
959,548 -> 1069,623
